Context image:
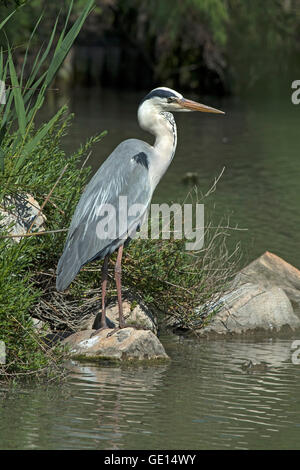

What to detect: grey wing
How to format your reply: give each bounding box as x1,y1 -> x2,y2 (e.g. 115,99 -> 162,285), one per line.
56,139 -> 153,291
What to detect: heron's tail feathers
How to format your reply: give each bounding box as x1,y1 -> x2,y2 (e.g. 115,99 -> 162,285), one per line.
56,247 -> 81,292
56,224 -> 131,291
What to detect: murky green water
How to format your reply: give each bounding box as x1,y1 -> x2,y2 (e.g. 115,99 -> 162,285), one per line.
46,87 -> 300,267
1,336 -> 300,450
1,87 -> 300,449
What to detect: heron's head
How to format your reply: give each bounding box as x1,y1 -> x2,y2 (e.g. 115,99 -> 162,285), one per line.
139,86 -> 224,114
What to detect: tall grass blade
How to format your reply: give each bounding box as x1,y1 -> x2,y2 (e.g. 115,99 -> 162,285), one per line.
24,1 -> 93,115
15,106 -> 66,171
24,16 -> 59,98
0,147 -> 4,173
20,12 -> 44,88
8,47 -> 26,136
0,10 -> 16,31
54,1 -> 73,54
44,0 -> 94,87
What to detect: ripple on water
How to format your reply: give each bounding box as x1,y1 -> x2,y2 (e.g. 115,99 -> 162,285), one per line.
1,337 -> 300,449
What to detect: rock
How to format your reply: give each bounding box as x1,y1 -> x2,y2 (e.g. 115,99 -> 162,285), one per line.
77,315 -> 96,331
197,282 -> 300,337
241,360 -> 270,372
63,329 -> 94,346
32,317 -> 50,333
62,327 -> 169,363
181,172 -> 199,186
0,193 -> 46,242
79,297 -> 157,334
233,251 -> 300,312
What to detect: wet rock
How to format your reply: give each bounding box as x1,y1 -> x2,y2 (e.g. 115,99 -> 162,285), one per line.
241,360 -> 270,372
79,298 -> 157,334
233,251 -> 300,313
181,172 -> 199,186
0,193 -> 46,242
62,328 -> 169,363
197,282 -> 300,337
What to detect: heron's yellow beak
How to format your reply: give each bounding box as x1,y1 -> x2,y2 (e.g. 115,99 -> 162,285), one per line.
178,98 -> 224,114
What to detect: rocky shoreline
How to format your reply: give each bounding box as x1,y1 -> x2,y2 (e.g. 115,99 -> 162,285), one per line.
59,251 -> 300,364
5,190 -> 300,365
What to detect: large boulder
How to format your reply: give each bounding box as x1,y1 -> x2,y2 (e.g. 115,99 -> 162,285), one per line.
197,282 -> 300,337
0,193 -> 46,242
233,251 -> 300,313
62,327 -> 169,363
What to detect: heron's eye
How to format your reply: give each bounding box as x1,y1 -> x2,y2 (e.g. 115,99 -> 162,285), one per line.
167,97 -> 176,103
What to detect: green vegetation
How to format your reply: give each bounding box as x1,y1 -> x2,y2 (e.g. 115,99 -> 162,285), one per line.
0,1 -> 240,380
1,0 -> 299,94
117,0 -> 300,93
0,110 -> 105,379
0,0 -> 94,173
0,1 -> 104,379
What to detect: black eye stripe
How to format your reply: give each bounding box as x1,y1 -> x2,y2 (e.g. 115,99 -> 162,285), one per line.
140,89 -> 178,105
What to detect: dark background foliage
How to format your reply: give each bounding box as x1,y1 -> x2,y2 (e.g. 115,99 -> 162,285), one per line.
1,0 -> 299,95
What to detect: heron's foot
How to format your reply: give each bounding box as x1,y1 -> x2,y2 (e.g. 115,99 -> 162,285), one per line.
106,327 -> 121,338
106,322 -> 127,337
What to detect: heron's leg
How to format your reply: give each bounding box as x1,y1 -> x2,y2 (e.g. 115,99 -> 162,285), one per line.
100,254 -> 109,328
115,245 -> 125,328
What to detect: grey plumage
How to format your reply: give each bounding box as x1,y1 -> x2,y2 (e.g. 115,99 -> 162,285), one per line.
56,139 -> 152,291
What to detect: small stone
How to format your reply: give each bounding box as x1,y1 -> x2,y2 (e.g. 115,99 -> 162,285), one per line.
0,193 -> 46,242
77,315 -> 96,331
241,360 -> 270,372
78,298 -> 157,334
32,317 -> 50,332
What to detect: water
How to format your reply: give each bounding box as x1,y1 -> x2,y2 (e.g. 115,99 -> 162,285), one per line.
1,336 -> 300,450
46,87 -> 300,267
1,87 -> 300,449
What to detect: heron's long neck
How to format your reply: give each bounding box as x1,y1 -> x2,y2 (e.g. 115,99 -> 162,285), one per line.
154,111 -> 177,162
138,107 -> 177,187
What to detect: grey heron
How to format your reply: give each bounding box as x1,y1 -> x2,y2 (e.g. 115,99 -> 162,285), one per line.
56,87 -> 224,330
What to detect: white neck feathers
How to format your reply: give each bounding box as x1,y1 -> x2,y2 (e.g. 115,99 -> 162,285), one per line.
137,101 -> 177,186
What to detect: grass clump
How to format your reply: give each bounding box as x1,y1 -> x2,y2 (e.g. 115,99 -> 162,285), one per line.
122,209 -> 241,331
0,110 -> 105,379
0,1 -> 104,381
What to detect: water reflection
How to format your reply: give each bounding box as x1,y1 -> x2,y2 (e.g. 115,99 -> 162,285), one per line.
1,336 -> 300,449
66,362 -> 169,450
